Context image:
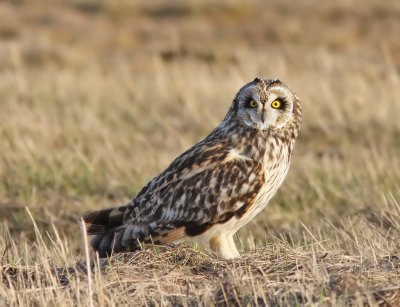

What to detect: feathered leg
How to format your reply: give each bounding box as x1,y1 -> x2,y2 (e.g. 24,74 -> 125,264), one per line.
209,234 -> 240,259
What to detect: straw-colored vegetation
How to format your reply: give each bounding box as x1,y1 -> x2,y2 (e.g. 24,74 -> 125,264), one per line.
1,0 -> 399,305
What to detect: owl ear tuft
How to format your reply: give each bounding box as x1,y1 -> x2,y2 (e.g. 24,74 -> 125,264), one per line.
253,77 -> 262,83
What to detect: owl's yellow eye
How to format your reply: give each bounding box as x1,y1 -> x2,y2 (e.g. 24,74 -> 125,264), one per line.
271,100 -> 281,109
249,100 -> 258,108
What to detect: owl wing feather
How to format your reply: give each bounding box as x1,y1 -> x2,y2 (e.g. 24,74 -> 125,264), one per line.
84,141 -> 265,257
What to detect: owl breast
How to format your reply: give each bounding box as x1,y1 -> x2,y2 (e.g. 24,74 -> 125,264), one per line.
229,143 -> 292,234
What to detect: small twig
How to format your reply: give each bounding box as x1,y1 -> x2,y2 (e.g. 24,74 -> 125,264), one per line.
81,218 -> 94,307
1,237 -> 10,261
301,223 -> 326,252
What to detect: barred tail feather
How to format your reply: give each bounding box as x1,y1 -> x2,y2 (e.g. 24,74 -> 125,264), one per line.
83,206 -> 126,235
83,205 -> 130,257
83,206 -> 188,257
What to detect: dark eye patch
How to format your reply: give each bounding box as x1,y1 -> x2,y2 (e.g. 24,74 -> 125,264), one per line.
273,98 -> 287,109
244,96 -> 257,108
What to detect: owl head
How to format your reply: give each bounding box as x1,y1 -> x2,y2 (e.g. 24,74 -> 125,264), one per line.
232,78 -> 299,131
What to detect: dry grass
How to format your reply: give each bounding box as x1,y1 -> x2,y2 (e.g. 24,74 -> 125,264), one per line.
0,0 -> 400,305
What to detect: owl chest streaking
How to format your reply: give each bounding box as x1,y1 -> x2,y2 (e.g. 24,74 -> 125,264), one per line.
83,77 -> 302,259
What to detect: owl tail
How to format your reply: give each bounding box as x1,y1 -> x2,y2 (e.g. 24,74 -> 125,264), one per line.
83,206 -> 187,257
83,206 -> 126,234
82,205 -> 130,257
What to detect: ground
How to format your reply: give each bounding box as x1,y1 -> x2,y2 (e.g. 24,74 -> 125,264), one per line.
0,0 -> 399,305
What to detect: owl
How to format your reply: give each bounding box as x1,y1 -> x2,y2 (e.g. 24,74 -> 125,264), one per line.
83,78 -> 302,259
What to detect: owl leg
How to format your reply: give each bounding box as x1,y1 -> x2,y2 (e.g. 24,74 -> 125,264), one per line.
209,234 -> 240,259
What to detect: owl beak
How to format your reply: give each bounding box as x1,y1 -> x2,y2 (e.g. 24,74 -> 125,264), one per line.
260,106 -> 266,123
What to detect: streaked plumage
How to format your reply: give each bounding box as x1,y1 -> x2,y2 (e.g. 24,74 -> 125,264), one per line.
83,78 -> 302,259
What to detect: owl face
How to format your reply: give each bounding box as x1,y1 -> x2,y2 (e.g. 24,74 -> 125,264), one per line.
234,78 -> 295,131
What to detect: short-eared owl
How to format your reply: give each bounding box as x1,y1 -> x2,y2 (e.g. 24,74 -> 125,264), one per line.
83,78 -> 302,259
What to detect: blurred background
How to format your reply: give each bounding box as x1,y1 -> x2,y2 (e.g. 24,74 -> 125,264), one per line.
0,0 -> 399,250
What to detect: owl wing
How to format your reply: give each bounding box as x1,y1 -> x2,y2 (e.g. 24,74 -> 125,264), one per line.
84,145 -> 265,256
145,153 -> 264,228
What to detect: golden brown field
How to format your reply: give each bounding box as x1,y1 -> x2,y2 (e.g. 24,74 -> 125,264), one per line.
0,0 -> 400,305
